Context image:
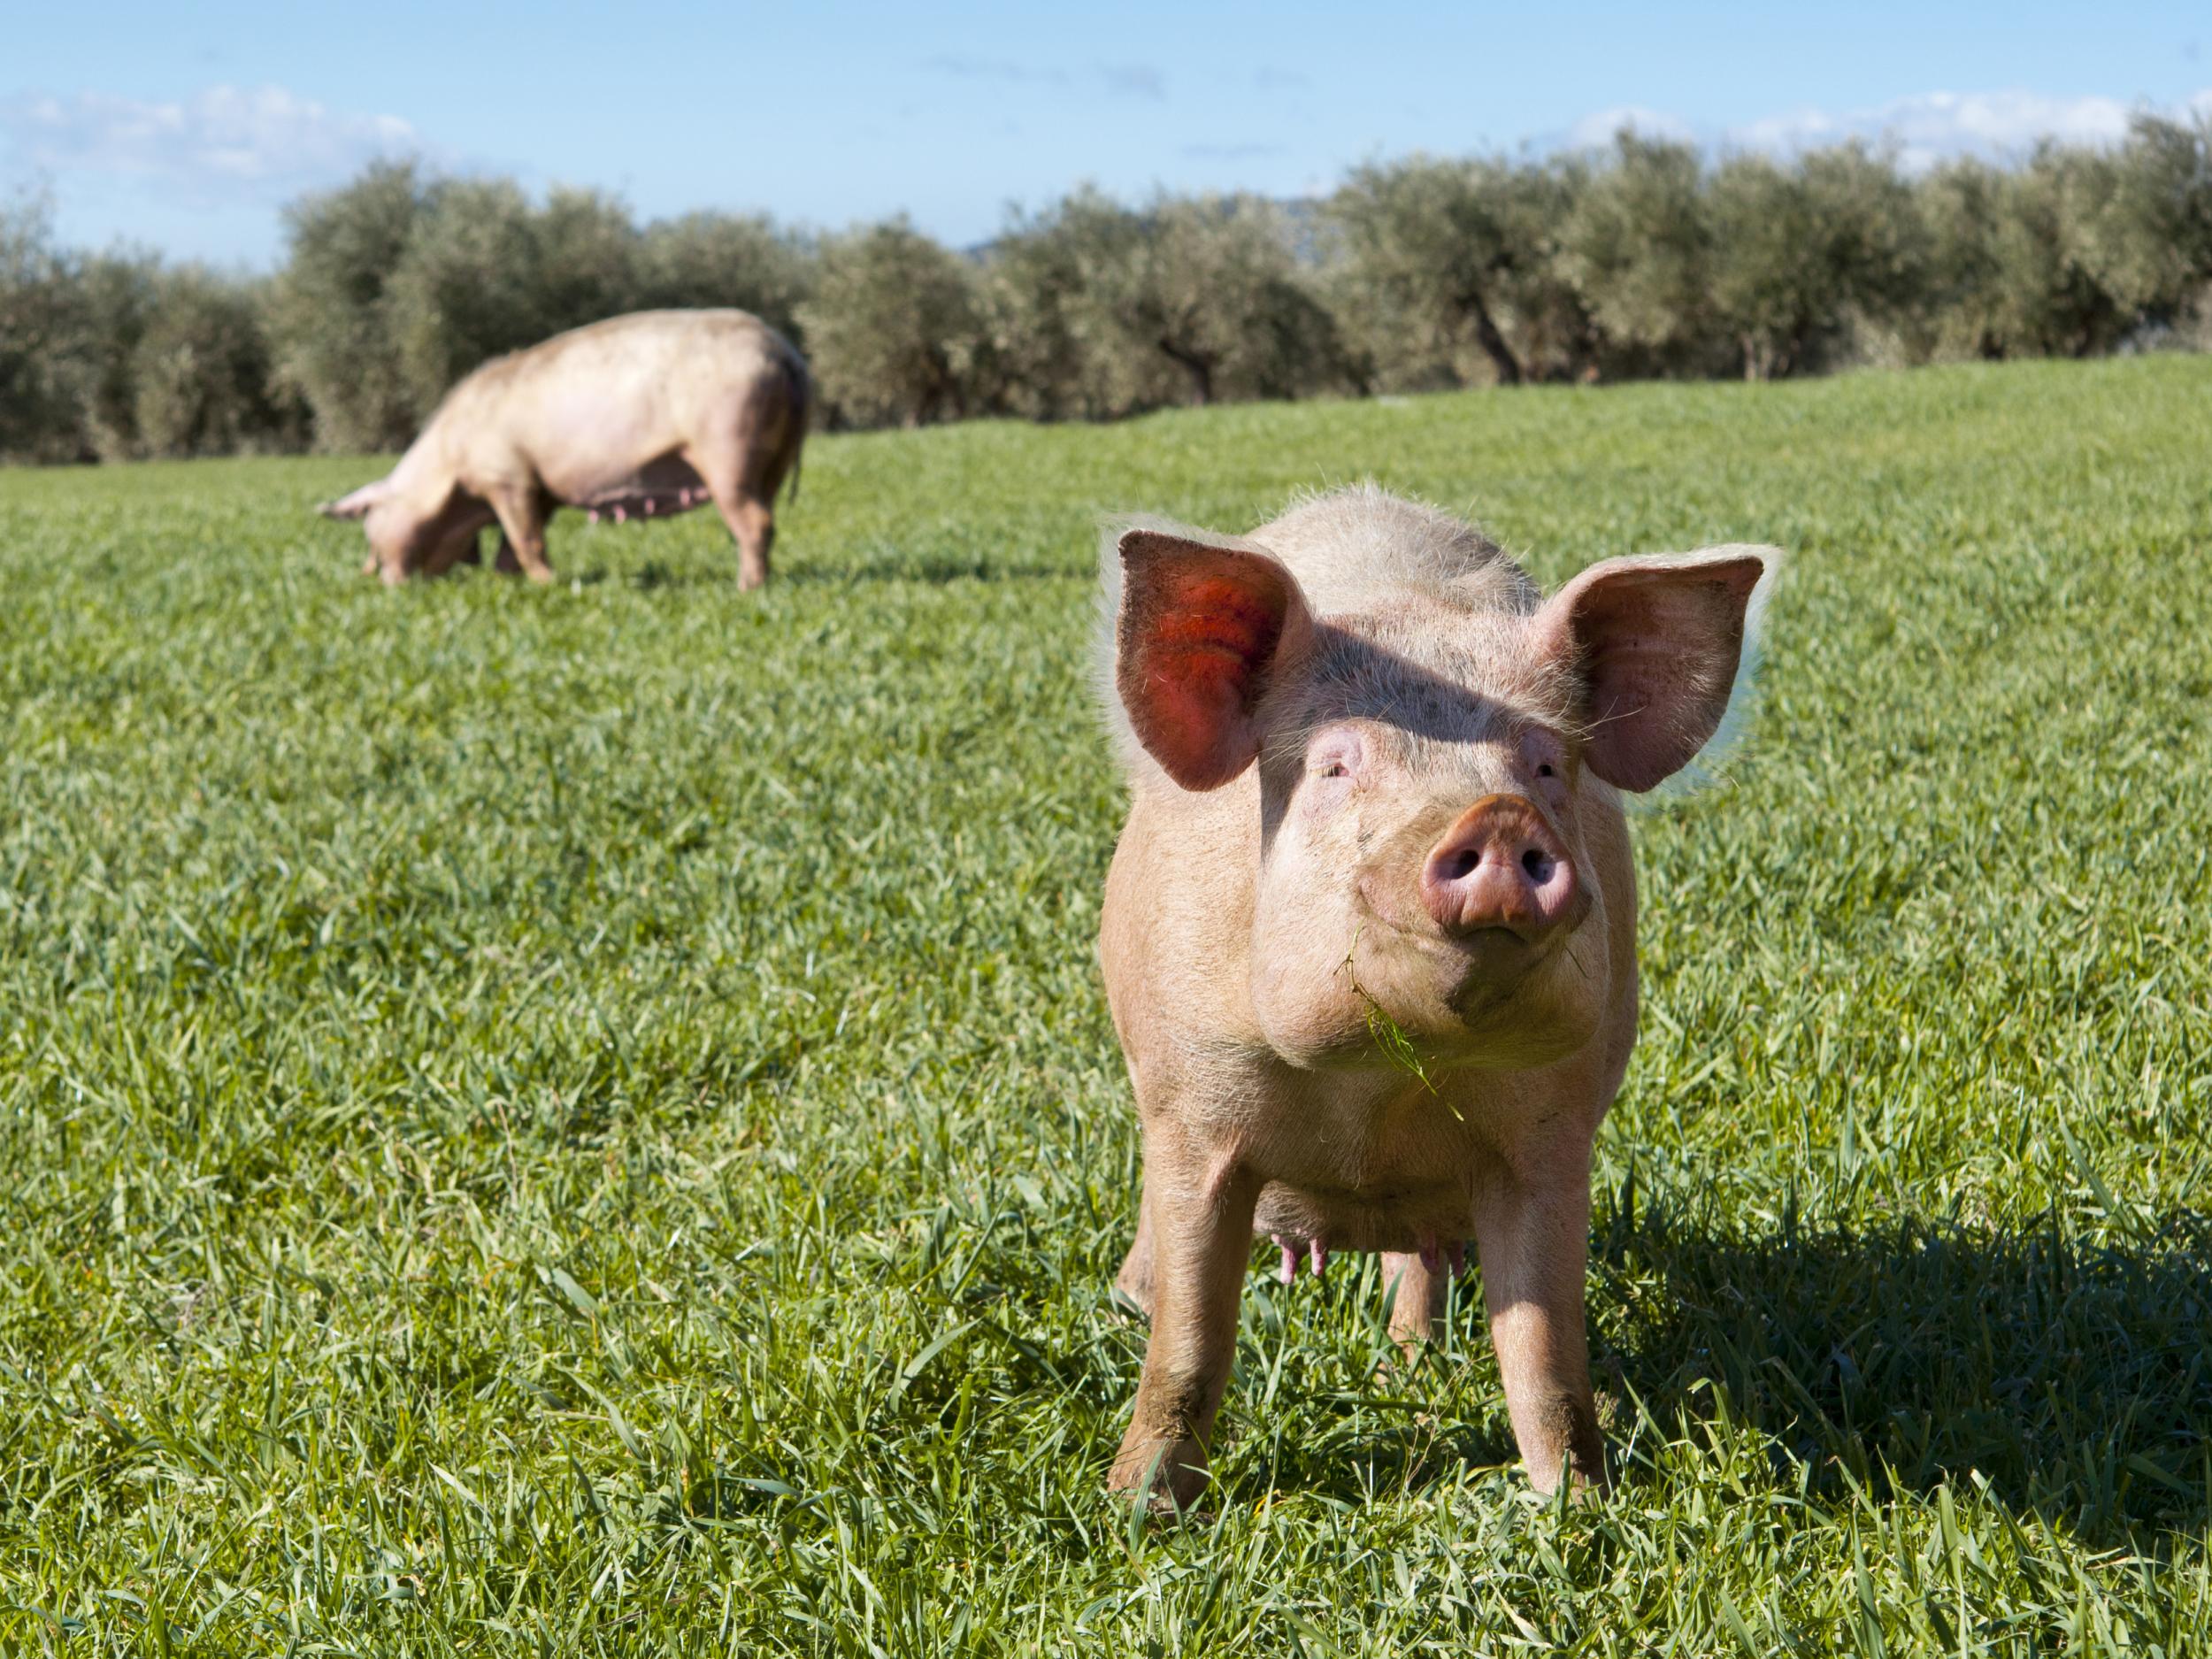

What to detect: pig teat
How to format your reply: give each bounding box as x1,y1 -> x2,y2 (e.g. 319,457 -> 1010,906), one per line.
1268,1233 -> 1470,1284
1271,1233 -> 1327,1284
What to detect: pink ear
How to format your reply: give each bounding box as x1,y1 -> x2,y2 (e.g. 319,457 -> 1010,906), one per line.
1536,548 -> 1771,792
1116,529 -> 1310,791
318,478 -> 392,521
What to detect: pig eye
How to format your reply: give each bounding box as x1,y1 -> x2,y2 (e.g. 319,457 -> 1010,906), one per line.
1308,733 -> 1363,785
1537,763 -> 1555,778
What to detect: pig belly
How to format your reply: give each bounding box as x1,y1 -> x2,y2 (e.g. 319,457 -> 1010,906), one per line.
1253,1180 -> 1474,1257
550,452 -> 714,524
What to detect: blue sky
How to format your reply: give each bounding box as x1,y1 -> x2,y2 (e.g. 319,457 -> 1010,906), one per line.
6,1 -> 2208,266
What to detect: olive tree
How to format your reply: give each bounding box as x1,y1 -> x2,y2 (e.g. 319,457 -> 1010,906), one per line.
635,211 -> 815,343
799,219 -> 987,426
267,160 -> 429,451
1705,144 -> 1924,379
1557,134 -> 1717,373
134,269 -> 301,457
1326,154 -> 1588,388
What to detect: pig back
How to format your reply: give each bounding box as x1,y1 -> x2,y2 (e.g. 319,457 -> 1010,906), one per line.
434,311 -> 804,491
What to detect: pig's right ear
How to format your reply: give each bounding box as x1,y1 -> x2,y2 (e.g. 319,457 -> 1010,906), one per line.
318,479 -> 391,521
1115,529 -> 1313,791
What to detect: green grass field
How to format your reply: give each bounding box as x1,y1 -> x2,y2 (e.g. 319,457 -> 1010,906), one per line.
4,358 -> 2210,1654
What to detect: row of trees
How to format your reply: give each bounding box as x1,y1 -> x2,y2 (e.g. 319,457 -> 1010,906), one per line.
6,116 -> 2212,462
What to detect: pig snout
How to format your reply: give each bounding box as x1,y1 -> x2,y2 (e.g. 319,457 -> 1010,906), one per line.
1419,795 -> 1580,941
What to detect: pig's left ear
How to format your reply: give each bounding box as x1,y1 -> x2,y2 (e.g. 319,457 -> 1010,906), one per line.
318,478 -> 392,521
1534,547 -> 1776,793
1115,528 -> 1315,791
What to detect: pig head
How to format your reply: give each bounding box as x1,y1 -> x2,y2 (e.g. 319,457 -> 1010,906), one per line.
319,457 -> 495,585
1096,487 -> 1775,1509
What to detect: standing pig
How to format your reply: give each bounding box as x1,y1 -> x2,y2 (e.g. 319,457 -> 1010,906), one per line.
1099,486 -> 1774,1508
318,310 -> 808,589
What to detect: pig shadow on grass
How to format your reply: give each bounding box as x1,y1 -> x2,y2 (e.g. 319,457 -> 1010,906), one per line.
1248,1210 -> 2212,1546
551,555 -> 1081,588
553,557 -> 726,592
1591,1210 -> 2212,1546
780,557 -> 1079,587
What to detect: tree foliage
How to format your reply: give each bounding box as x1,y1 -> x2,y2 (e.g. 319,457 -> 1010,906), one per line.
799,219 -> 986,427
11,117 -> 2212,462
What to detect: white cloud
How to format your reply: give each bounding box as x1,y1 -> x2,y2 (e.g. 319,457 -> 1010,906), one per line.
1569,88 -> 2212,172
1,84 -> 419,196
1731,89 -> 2139,170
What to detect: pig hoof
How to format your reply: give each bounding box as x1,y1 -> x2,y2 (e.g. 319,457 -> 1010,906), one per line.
1109,1437 -> 1210,1514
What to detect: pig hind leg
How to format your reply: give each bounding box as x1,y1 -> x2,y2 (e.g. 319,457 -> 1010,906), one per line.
699,471 -> 774,591
1113,1194 -> 1156,1317
1381,1251 -> 1449,1354
693,412 -> 791,591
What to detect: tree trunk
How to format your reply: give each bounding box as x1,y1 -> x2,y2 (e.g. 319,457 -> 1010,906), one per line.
1463,290 -> 1523,386
1156,337 -> 1216,405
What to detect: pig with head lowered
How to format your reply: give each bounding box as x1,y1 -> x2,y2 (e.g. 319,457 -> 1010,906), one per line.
1098,485 -> 1775,1509
319,310 -> 808,589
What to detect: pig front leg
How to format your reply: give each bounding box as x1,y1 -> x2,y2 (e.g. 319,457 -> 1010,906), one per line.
1471,1158 -> 1606,1494
419,527 -> 484,578
486,486 -> 555,583
1109,1141 -> 1258,1510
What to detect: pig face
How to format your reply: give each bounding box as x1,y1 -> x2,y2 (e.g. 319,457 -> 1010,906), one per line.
1246,621 -> 1610,1070
1113,529 -> 1767,1075
319,476 -> 492,583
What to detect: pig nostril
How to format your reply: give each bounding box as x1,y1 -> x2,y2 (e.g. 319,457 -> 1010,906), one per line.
1521,848 -> 1554,883
1438,849 -> 1479,882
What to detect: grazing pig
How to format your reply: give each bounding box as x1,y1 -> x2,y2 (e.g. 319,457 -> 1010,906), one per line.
318,310 -> 808,589
1098,486 -> 1775,1509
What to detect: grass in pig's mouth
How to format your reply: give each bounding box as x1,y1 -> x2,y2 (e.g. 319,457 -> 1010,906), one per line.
1340,928 -> 1447,1103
